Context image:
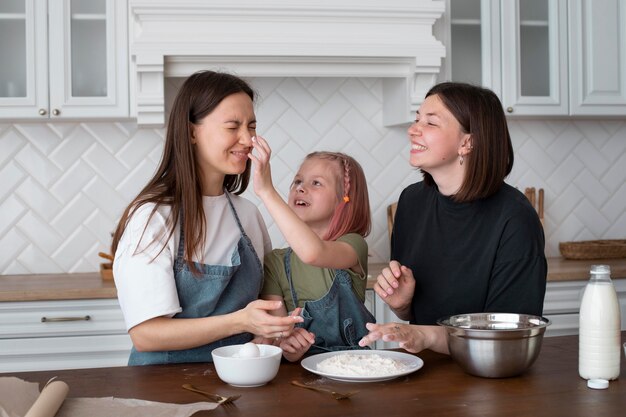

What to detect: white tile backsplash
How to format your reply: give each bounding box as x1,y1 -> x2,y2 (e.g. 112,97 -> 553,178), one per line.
14,144 -> 62,188
1,77 -> 625,274
0,196 -> 26,237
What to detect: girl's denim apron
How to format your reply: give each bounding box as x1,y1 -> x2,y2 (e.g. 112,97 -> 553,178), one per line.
128,192 -> 263,365
284,248 -> 375,354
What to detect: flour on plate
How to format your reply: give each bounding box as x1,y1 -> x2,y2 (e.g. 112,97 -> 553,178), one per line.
316,353 -> 409,377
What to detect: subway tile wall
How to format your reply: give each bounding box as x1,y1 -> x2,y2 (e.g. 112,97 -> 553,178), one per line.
1,77 -> 625,274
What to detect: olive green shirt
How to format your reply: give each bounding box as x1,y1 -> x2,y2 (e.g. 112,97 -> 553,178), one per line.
261,233 -> 369,312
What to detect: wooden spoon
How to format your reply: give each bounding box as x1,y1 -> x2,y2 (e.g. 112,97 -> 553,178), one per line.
98,252 -> 114,262
291,380 -> 358,400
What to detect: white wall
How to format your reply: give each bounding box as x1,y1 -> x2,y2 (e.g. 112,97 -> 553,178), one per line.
1,77 -> 625,274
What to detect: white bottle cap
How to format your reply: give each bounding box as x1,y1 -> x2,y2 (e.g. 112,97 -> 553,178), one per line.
587,379 -> 609,389
590,265 -> 611,274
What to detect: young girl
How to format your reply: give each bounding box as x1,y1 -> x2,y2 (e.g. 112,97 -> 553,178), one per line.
111,71 -> 301,365
250,136 -> 374,362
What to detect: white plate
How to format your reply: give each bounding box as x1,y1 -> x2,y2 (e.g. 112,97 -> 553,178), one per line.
300,350 -> 424,383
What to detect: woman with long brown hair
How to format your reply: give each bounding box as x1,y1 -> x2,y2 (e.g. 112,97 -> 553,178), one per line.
111,71 -> 301,365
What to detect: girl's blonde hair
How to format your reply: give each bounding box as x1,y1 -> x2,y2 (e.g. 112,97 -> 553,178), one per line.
303,152 -> 371,241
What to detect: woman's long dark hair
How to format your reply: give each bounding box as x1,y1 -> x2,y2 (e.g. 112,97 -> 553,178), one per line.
421,82 -> 514,202
111,71 -> 255,272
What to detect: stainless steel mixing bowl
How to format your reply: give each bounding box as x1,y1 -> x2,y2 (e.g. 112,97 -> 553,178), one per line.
437,313 -> 551,378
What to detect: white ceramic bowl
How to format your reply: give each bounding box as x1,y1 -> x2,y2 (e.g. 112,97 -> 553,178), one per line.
211,344 -> 282,387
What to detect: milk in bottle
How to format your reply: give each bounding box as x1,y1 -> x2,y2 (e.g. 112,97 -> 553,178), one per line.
578,264 -> 621,380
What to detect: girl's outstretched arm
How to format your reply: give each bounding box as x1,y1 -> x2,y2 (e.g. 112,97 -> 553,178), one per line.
249,136 -> 361,272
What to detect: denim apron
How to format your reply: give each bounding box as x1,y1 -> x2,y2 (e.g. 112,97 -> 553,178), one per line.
128,192 -> 264,365
284,248 -> 375,354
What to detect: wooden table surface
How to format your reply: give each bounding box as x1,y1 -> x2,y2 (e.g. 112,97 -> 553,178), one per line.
7,333 -> 626,417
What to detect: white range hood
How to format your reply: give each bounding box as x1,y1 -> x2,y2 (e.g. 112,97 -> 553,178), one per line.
129,0 -> 445,127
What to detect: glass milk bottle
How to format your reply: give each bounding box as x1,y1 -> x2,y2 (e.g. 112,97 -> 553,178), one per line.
579,265 -> 621,380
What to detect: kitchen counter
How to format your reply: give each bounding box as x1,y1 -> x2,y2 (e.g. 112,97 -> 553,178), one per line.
6,333 -> 626,417
0,272 -> 117,302
369,257 -> 626,284
1,257 -> 625,302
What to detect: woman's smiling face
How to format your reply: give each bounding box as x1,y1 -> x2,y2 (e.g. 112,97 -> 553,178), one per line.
407,93 -> 469,173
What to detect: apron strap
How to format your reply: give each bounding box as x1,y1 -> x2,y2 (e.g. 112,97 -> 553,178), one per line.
176,190 -> 248,263
284,248 -> 300,309
176,212 -> 186,260
224,190 -> 247,237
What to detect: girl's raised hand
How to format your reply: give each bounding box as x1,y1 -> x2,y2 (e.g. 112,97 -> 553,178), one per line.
249,136 -> 275,199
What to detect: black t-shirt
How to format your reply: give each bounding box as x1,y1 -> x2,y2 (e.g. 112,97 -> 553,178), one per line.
391,182 -> 547,325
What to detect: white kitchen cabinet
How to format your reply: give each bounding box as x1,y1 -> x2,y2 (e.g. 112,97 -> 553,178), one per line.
0,298 -> 132,372
368,278 -> 626,341
440,0 -> 567,116
364,289 -> 383,350
0,0 -> 128,119
543,278 -> 626,337
568,0 -> 626,115
368,289 -> 409,350
500,0 -> 568,116
440,0 -> 625,117
437,0 -> 501,95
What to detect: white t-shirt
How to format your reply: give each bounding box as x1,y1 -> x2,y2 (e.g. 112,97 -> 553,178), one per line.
113,193 -> 272,331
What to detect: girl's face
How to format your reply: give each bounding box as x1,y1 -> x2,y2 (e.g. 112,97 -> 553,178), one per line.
288,158 -> 341,232
191,92 -> 256,193
407,94 -> 470,174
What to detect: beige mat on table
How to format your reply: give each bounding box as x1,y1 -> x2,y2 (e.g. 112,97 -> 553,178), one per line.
0,377 -> 218,417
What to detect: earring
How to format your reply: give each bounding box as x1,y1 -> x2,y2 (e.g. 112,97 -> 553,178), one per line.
459,155 -> 464,166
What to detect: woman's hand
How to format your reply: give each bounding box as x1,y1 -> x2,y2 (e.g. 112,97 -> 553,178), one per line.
242,299 -> 303,339
373,261 -> 415,318
358,322 -> 450,355
279,327 -> 316,362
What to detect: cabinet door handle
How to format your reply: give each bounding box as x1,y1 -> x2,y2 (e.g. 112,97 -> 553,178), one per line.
38,108 -> 47,116
52,108 -> 61,116
41,315 -> 91,322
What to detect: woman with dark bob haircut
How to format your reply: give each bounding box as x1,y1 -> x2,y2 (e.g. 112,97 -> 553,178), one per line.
359,82 -> 547,355
111,71 -> 302,365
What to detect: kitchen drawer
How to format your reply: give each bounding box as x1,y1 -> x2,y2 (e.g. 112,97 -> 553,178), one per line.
542,281 -> 586,315
0,334 -> 132,372
543,313 -> 580,337
0,298 -> 131,372
0,299 -> 127,338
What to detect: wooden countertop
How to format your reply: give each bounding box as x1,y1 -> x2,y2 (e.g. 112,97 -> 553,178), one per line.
0,273 -> 117,302
1,257 -> 625,302
7,333 -> 626,417
367,256 -> 626,284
